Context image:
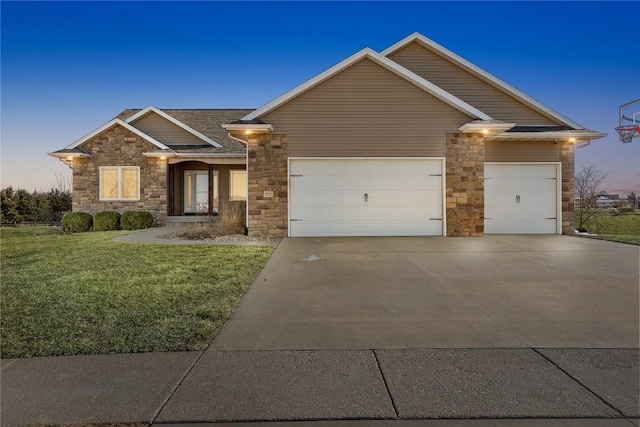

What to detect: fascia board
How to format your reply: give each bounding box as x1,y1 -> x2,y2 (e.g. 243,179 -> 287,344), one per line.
221,123 -> 274,132
244,48 -> 490,121
66,118 -> 170,150
381,32 -> 584,129
490,130 -> 607,140
126,106 -> 223,148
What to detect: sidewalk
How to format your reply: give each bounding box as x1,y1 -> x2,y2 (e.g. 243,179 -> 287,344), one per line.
2,347 -> 638,426
112,225 -> 280,247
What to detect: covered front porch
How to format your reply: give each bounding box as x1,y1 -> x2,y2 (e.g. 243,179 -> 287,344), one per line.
165,159 -> 246,218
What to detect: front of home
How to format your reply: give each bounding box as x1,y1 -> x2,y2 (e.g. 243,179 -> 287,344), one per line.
49,33 -> 604,238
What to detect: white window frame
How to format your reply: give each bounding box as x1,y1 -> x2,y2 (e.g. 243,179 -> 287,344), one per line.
229,170 -> 248,201
99,166 -> 140,201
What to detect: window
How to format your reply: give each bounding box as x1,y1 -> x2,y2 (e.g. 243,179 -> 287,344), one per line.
99,166 -> 140,201
229,170 -> 247,200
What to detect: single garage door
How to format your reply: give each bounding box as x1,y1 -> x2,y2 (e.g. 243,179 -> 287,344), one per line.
485,163 -> 560,234
289,158 -> 444,237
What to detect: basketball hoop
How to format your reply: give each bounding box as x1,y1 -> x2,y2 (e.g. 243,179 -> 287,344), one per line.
616,125 -> 639,143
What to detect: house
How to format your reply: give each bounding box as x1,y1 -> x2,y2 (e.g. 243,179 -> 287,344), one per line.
596,194 -> 620,208
49,32 -> 605,238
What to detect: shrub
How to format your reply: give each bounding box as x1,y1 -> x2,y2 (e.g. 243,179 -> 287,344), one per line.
121,211 -> 154,230
61,212 -> 93,233
93,211 -> 121,231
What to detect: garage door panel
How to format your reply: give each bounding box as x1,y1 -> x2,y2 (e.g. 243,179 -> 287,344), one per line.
290,159 -> 443,237
485,164 -> 559,235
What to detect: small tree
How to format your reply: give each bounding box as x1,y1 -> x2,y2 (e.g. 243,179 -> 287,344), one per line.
628,192 -> 638,208
575,165 -> 609,232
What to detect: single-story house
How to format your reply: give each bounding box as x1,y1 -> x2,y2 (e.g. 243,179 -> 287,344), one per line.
596,194 -> 621,208
49,32 -> 605,238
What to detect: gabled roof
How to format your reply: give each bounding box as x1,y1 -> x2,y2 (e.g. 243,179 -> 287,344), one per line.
117,109 -> 254,155
381,32 -> 584,130
125,106 -> 223,148
243,47 -> 492,122
65,118 -> 169,150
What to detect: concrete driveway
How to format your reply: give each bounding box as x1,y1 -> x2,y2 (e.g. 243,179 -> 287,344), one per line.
211,235 -> 639,350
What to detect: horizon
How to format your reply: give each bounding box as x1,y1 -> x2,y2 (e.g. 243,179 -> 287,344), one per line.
2,1 -> 639,195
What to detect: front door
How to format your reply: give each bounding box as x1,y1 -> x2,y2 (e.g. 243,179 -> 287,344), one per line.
184,170 -> 218,214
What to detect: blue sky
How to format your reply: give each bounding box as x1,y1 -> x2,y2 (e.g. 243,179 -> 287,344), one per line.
2,1 -> 639,195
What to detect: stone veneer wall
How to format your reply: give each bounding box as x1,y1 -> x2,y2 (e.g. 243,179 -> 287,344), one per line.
72,125 -> 167,225
246,134 -> 288,238
445,133 -> 485,237
560,140 -> 575,234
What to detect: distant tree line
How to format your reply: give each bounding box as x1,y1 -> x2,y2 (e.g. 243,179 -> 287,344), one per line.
1,186 -> 72,224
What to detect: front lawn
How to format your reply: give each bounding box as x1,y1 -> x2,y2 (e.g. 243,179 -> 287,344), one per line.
578,210 -> 640,246
0,227 -> 273,358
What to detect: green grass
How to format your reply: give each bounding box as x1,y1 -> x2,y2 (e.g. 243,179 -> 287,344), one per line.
1,227 -> 273,358
578,210 -> 640,246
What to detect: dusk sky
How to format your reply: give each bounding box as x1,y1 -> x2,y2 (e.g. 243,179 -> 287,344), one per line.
2,1 -> 639,196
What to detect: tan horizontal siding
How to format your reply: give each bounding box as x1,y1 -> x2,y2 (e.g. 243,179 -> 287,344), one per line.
485,140 -> 560,162
262,58 -> 472,157
132,112 -> 206,145
388,42 -> 561,126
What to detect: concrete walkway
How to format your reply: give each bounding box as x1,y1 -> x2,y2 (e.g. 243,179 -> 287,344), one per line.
1,236 -> 638,426
112,224 -> 280,247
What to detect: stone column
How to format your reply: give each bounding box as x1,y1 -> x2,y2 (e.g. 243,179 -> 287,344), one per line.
246,134 -> 289,238
445,133 -> 485,237
560,140 -> 575,234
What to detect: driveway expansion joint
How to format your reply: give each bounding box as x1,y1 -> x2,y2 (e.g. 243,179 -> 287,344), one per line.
151,350 -> 206,425
372,349 -> 400,419
532,348 -> 627,418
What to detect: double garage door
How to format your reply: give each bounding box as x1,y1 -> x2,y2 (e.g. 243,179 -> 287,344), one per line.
289,158 -> 444,237
288,159 -> 560,237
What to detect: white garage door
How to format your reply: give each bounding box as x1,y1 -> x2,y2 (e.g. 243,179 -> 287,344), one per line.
485,163 -> 560,234
289,158 -> 444,237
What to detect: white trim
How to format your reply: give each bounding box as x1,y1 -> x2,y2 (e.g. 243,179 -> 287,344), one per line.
143,152 -> 177,158
484,162 -> 562,235
229,169 -> 248,201
244,48 -> 491,122
144,152 -> 245,159
490,130 -> 607,141
381,33 -> 585,129
66,118 -> 169,150
459,121 -> 516,136
221,123 -> 274,133
47,152 -> 90,159
125,106 -> 223,148
98,166 -> 141,202
287,157 -> 447,237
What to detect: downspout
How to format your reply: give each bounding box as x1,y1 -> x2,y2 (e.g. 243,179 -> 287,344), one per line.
575,140 -> 591,149
227,132 -> 250,232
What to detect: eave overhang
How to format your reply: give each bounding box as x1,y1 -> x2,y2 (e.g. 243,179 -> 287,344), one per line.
490,130 -> 607,142
47,151 -> 90,160
221,123 -> 274,134
459,121 -> 516,136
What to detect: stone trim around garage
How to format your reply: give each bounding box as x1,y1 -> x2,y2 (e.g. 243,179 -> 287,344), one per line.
560,140 -> 575,234
445,133 -> 485,237
71,125 -> 168,225
246,134 -> 289,238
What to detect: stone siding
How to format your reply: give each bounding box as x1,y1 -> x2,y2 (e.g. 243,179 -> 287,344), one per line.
72,125 -> 167,225
246,134 -> 288,238
560,140 -> 575,234
445,133 -> 485,237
